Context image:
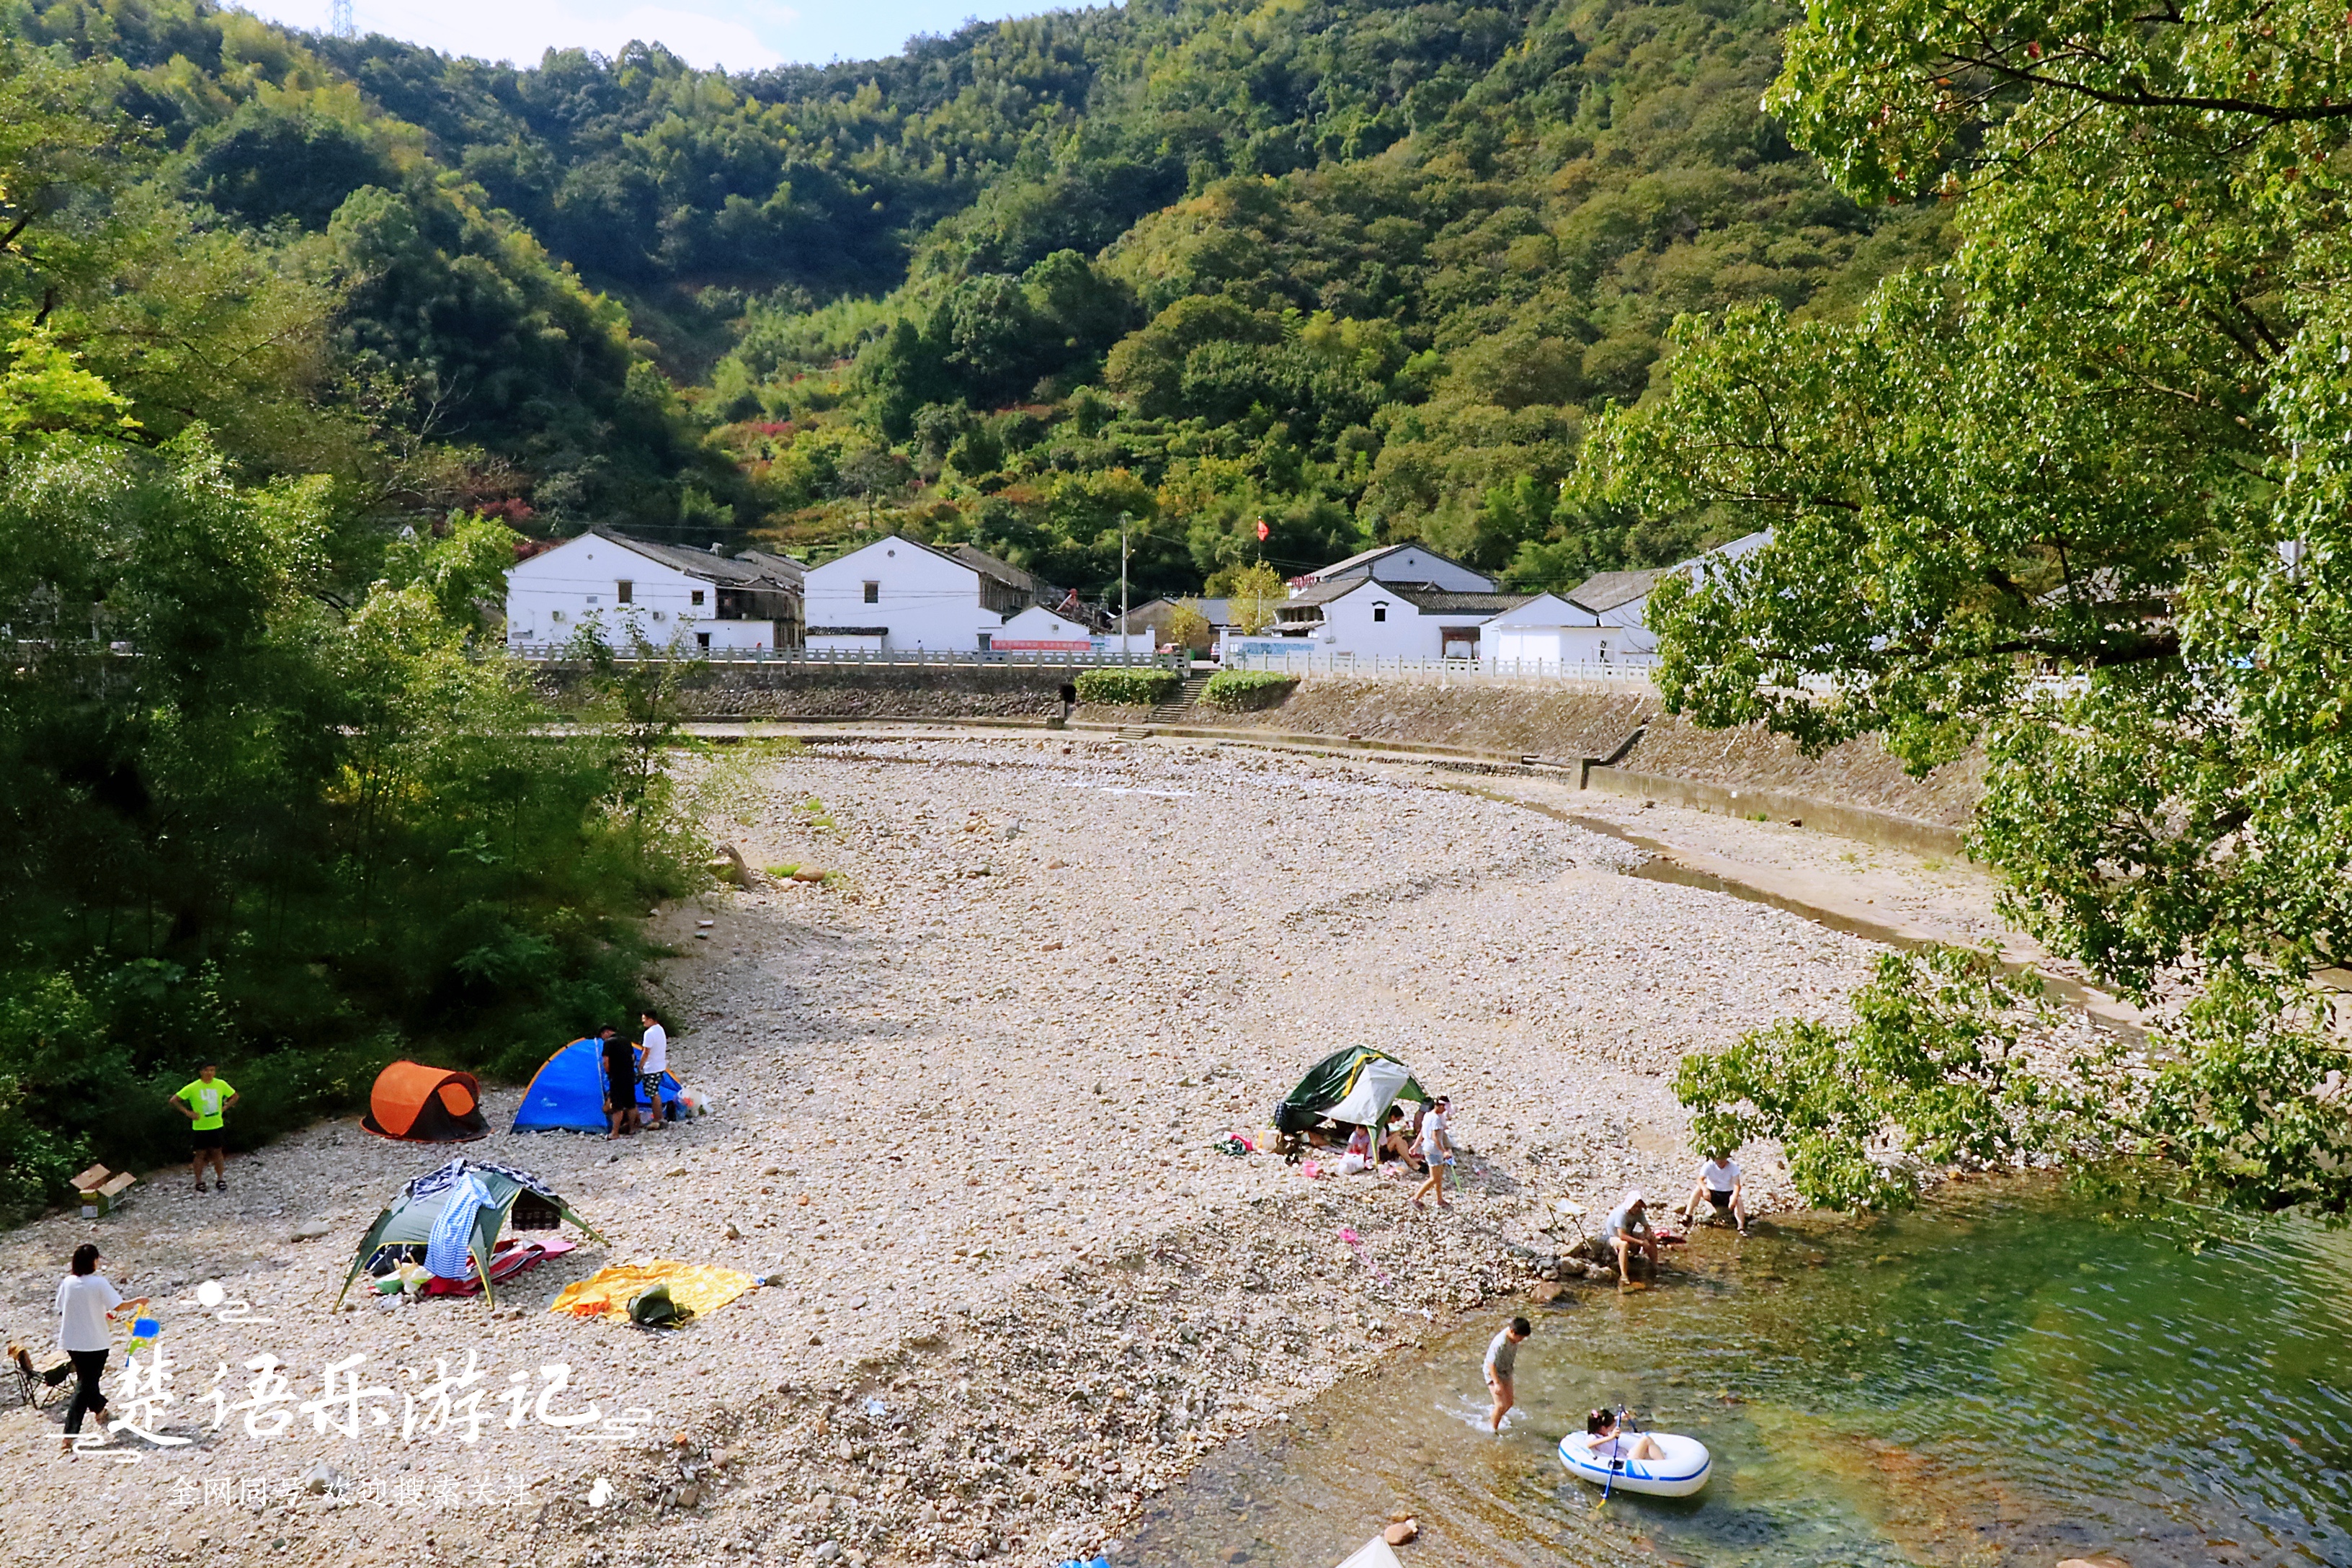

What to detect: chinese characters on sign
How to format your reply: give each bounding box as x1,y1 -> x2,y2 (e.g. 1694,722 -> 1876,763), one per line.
75,1351 -> 652,1457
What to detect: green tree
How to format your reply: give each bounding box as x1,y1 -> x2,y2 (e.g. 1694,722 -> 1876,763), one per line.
1213,561 -> 1288,634
1163,597 -> 1213,652
1582,0 -> 2352,1216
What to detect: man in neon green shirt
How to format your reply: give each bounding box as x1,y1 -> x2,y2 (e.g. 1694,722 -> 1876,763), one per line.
171,1064 -> 239,1193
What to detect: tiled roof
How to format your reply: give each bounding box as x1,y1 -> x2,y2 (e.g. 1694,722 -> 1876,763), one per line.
594,530 -> 798,589
1302,542 -> 1492,587
1565,568 -> 1665,615
1384,585 -> 1536,614
1284,579 -> 1371,608
731,548 -> 806,584
943,542 -> 1036,593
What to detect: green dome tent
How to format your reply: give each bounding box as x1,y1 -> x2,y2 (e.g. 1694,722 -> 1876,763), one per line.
334,1157 -> 605,1309
1272,1046 -> 1431,1161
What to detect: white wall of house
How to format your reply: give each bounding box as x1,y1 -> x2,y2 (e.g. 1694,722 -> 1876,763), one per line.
506,533 -> 778,651
804,536 -> 997,651
805,632 -> 885,653
1297,581 -> 1494,660
991,605 -> 1093,651
1486,592 -> 1654,665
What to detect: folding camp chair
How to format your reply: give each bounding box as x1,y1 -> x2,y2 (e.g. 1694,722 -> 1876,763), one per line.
7,1342 -> 68,1410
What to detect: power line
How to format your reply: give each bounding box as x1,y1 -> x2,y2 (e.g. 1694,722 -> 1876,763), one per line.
329,0 -> 355,39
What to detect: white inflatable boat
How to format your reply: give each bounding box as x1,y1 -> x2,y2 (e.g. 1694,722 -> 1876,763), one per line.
1558,1430 -> 1712,1497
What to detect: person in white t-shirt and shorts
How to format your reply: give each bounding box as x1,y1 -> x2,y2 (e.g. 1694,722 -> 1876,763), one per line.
636,1011 -> 669,1128
1679,1151 -> 1750,1235
1411,1095 -> 1453,1211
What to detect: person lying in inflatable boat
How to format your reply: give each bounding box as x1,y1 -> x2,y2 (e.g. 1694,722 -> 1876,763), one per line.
1586,1407 -> 1664,1462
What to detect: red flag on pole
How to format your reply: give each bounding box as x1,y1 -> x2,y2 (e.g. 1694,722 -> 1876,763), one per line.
1255,518 -> 1270,541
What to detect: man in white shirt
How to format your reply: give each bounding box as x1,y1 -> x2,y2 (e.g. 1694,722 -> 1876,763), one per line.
637,1012 -> 669,1128
1678,1152 -> 1750,1235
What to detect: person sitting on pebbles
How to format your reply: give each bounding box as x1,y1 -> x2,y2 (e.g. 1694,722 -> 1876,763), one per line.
1379,1105 -> 1423,1172
1677,1151 -> 1750,1236
1607,1190 -> 1660,1282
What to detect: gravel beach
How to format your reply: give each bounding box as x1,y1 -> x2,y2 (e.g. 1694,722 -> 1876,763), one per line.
1,736 -> 1897,1568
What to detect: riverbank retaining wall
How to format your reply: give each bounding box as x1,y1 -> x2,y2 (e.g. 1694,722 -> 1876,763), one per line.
533,662 -> 1072,721
585,664 -> 1982,840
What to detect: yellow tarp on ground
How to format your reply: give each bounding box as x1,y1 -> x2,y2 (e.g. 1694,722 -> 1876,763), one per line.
549,1260 -> 757,1323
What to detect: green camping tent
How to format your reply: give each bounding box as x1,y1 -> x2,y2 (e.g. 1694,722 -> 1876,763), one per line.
1273,1046 -> 1431,1159
335,1157 -> 605,1309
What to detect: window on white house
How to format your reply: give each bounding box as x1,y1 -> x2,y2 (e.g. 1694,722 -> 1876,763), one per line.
551,610 -> 566,623
863,581 -> 881,604
586,594 -> 600,605
696,633 -> 711,649
616,579 -> 633,603
690,589 -> 705,606
1372,602 -> 1388,623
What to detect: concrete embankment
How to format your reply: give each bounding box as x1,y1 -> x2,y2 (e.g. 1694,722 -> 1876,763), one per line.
542,662 -> 1982,855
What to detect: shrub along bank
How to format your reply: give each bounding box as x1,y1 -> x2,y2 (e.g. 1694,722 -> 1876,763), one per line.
1198,670 -> 1298,711
1074,668 -> 1181,707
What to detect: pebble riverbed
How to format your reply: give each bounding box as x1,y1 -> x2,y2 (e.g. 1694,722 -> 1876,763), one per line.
1,736 -> 1894,1568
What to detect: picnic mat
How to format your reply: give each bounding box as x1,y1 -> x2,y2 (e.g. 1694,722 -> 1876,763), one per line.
549,1260 -> 757,1323
422,1237 -> 576,1297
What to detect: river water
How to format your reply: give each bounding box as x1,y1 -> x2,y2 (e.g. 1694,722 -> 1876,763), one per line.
1122,1181 -> 2352,1567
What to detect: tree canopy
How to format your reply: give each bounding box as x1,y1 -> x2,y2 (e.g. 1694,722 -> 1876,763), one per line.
1584,0 -> 2352,1218
4,0 -> 1945,594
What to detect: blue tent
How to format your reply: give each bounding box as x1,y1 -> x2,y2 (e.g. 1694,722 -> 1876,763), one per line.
511,1038 -> 683,1133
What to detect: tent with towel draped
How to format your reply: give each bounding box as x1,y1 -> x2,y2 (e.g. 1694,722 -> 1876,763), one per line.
334,1157 -> 605,1309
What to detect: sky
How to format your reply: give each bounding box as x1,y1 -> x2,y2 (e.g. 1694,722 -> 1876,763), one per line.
232,0 -> 1067,73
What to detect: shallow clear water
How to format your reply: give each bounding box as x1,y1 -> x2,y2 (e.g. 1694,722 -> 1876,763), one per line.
1122,1181 -> 2352,1568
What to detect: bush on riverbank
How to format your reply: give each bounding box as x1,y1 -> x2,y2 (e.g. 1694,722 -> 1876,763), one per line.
0,484 -> 699,1219
1075,668 -> 1180,707
1199,671 -> 1299,712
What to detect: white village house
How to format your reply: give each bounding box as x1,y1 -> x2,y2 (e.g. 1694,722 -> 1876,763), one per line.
1271,576 -> 1530,660
803,534 -> 1155,655
801,535 -> 1034,653
989,604 -> 1095,651
1484,586 -> 1656,666
504,529 -> 803,651
1222,530 -> 1772,665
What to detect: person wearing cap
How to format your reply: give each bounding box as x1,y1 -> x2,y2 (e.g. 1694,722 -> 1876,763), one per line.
1605,1190 -> 1659,1283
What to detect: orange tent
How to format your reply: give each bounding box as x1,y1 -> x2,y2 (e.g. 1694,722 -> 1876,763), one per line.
361,1061 -> 489,1142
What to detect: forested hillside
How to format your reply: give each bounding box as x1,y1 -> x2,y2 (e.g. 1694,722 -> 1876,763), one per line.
7,0 -> 1941,598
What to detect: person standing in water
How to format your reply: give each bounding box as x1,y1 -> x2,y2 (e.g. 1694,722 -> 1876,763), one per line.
1484,1316 -> 1531,1433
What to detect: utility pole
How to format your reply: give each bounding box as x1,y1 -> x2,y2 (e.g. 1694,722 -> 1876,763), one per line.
1118,512 -> 1131,659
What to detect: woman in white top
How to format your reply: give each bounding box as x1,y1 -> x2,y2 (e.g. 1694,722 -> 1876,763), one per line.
1411,1095 -> 1454,1211
1678,1152 -> 1749,1235
55,1244 -> 147,1452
